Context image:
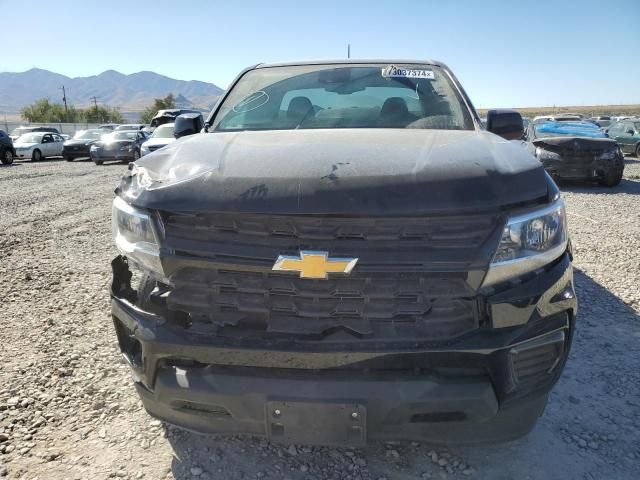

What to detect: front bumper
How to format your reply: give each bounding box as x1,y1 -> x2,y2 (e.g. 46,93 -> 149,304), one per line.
63,147 -> 91,159
15,149 -> 33,159
111,253 -> 576,445
542,155 -> 624,180
91,149 -> 134,162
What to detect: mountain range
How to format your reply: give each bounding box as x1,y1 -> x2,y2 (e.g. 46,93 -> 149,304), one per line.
0,68 -> 225,113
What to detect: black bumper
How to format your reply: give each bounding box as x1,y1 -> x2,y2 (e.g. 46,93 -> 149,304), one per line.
63,148 -> 90,159
542,155 -> 624,180
110,254 -> 576,445
91,150 -> 134,162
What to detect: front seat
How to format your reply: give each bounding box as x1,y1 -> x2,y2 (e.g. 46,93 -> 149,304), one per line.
287,96 -> 314,125
378,97 -> 415,127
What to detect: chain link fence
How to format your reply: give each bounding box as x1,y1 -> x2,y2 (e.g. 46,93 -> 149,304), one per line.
1,121 -> 102,136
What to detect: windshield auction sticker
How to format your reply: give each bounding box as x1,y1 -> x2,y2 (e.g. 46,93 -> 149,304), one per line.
382,65 -> 435,79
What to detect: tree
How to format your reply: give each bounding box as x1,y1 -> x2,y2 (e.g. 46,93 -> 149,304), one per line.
139,93 -> 176,124
84,105 -> 125,123
20,98 -> 123,123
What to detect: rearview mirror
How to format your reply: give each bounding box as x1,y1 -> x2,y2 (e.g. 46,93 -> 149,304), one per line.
486,109 -> 524,140
174,113 -> 204,139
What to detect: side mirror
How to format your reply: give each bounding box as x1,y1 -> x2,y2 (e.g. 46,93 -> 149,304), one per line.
486,109 -> 524,140
174,113 -> 204,139
627,129 -> 635,135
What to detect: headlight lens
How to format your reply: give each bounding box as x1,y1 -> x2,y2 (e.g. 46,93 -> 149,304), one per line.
140,145 -> 150,156
598,149 -> 617,160
120,145 -> 131,151
112,196 -> 165,280
483,199 -> 567,287
535,147 -> 561,161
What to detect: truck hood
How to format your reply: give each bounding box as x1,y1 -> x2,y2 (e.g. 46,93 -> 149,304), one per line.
118,129 -> 548,215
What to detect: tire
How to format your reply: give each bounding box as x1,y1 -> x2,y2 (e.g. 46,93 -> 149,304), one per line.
64,155 -> 73,162
599,158 -> 624,187
32,149 -> 42,162
133,150 -> 140,161
1,148 -> 14,165
635,143 -> 640,158
93,159 -> 104,165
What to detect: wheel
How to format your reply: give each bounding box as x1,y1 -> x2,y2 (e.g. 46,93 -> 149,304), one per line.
1,148 -> 14,165
93,159 -> 104,165
635,143 -> 640,158
599,158 -> 624,187
133,150 -> 140,161
32,149 -> 42,162
64,155 -> 73,162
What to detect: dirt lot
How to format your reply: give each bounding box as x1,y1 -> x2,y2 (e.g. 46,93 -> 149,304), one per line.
1,157 -> 639,480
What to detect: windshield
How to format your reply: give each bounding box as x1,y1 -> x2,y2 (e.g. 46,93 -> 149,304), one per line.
212,64 -> 473,131
17,133 -> 43,143
74,129 -> 103,140
534,121 -> 606,139
104,132 -> 137,142
150,124 -> 175,139
116,125 -> 139,131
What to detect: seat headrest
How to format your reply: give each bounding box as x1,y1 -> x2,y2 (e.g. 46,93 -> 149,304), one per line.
287,96 -> 313,119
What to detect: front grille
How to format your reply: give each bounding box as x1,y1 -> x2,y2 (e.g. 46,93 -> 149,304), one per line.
159,212 -> 500,342
166,269 -> 479,341
162,212 -> 497,248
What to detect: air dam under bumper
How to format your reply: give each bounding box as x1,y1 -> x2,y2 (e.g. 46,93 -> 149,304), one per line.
111,254 -> 576,446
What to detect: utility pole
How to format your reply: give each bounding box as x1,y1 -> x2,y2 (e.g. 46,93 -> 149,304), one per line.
60,86 -> 68,114
90,96 -> 98,109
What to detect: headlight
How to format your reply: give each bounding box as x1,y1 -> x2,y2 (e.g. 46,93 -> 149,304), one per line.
598,149 -> 618,160
112,196 -> 165,280
120,145 -> 131,151
535,147 -> 561,161
483,199 -> 567,287
90,145 -> 98,151
140,145 -> 150,156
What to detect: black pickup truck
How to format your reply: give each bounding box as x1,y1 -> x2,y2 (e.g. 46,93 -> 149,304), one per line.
110,60 -> 577,446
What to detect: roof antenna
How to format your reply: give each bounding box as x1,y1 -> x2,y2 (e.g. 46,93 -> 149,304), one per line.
347,43 -> 351,59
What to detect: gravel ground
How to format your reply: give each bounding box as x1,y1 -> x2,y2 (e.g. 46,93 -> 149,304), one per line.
0,157 -> 639,480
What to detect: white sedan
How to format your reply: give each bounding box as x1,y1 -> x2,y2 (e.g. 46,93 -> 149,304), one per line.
14,132 -> 65,161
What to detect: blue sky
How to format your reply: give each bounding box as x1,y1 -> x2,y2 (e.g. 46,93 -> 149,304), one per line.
2,0 -> 638,107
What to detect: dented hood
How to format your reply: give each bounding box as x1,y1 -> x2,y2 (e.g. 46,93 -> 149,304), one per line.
532,136 -> 617,150
117,129 -> 547,215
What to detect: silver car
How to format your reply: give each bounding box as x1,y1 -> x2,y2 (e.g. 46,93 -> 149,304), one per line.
13,132 -> 65,161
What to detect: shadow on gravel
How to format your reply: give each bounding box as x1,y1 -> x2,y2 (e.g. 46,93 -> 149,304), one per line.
560,178 -> 640,196
0,163 -> 22,168
159,268 -> 640,480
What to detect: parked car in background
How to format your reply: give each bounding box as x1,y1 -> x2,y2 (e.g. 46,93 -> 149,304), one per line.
98,124 -> 120,131
590,116 -> 611,128
63,129 -> 105,161
0,129 -> 16,164
9,126 -> 59,142
607,119 -> 640,157
149,108 -> 201,130
13,132 -> 65,161
116,124 -> 146,131
140,122 -> 175,156
90,130 -> 148,165
523,120 -> 624,186
532,115 -> 582,124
